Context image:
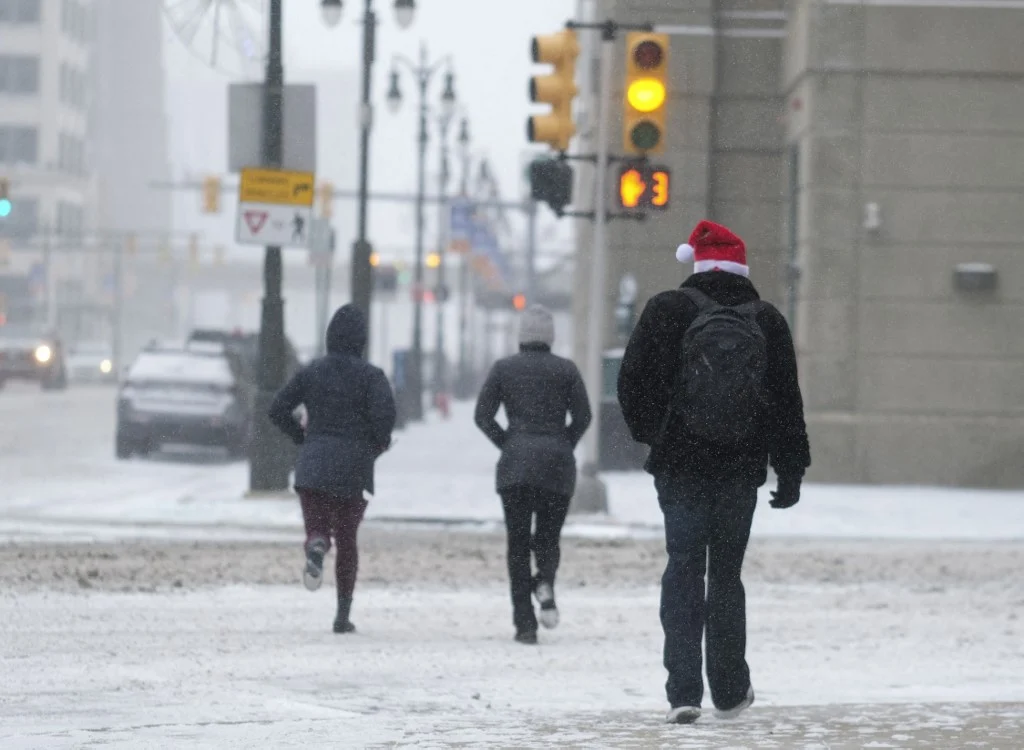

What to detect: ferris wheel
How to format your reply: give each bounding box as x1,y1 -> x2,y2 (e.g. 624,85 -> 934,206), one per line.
163,0 -> 266,79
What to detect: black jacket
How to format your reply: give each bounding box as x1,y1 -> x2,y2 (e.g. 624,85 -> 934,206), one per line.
269,305 -> 396,497
475,344 -> 592,498
617,272 -> 810,486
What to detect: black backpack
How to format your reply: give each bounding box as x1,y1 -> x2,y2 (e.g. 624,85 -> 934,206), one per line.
660,288 -> 770,446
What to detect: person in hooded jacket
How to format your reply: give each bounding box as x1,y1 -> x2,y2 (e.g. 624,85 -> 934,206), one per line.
269,304 -> 396,634
618,220 -> 810,724
474,305 -> 592,645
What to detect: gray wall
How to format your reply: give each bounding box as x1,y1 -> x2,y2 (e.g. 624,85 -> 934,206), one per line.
573,0 -> 788,366
786,0 -> 1024,487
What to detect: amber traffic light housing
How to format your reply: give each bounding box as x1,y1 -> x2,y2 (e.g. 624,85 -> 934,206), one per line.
623,32 -> 669,155
527,29 -> 579,153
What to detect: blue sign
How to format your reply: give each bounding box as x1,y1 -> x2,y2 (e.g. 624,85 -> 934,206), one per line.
449,198 -> 475,252
469,220 -> 512,289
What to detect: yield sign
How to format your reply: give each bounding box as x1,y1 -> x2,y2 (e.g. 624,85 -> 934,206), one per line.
243,209 -> 268,235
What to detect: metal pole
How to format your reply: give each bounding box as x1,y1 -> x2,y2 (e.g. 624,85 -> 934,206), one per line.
350,0 -> 376,333
526,198 -> 538,304
581,29 -> 615,471
456,149 -> 471,398
42,223 -> 53,326
250,0 -> 288,493
111,237 -> 123,375
407,43 -> 429,422
433,117 -> 451,401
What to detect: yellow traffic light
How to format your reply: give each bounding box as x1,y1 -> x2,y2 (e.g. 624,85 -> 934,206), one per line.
369,251 -> 381,267
202,175 -> 221,214
319,181 -> 334,219
426,252 -> 441,269
527,29 -> 579,153
623,32 -> 669,155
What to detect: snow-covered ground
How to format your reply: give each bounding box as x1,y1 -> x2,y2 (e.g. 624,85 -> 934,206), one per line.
2,386 -> 1023,543
3,386 -> 1024,747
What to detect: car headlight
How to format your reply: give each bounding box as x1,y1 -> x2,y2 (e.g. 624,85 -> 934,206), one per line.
34,345 -> 53,364
100,359 -> 113,374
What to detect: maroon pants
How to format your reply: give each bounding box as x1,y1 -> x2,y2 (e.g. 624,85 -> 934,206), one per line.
298,488 -> 369,600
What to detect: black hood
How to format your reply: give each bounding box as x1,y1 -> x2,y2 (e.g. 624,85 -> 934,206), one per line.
681,271 -> 760,307
326,304 -> 367,356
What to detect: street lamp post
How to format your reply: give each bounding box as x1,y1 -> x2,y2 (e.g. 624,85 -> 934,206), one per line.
454,117 -> 472,398
250,0 -> 288,493
387,43 -> 456,422
431,91 -> 457,404
320,0 -> 416,343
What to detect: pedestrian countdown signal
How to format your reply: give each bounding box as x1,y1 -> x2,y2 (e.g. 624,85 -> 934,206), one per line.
618,165 -> 670,210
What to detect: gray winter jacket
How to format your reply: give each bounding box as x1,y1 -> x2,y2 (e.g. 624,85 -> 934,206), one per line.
474,344 -> 592,498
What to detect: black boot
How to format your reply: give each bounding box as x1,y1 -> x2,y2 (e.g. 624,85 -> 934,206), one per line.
333,595 -> 356,634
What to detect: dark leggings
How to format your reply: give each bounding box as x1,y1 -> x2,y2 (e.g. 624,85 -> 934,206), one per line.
298,488 -> 368,600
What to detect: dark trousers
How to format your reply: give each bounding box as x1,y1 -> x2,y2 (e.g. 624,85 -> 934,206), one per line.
500,485 -> 571,634
298,488 -> 369,600
655,475 -> 757,710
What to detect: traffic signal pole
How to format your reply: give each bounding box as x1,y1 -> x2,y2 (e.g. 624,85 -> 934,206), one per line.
581,24 -> 616,471
250,0 -> 290,494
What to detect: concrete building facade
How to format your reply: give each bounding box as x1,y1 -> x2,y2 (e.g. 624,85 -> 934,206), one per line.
574,0 -> 1024,488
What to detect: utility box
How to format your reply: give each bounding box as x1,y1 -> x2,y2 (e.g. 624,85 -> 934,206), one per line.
598,349 -> 648,471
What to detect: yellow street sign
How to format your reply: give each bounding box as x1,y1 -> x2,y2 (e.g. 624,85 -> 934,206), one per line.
239,167 -> 315,207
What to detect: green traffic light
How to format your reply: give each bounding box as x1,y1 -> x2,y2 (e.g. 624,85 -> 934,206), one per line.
629,121 -> 661,151
0,199 -> 11,218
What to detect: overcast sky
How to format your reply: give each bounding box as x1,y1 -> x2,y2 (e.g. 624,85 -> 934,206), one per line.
163,0 -> 578,264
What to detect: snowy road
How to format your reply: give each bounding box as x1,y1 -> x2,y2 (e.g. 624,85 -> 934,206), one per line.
2,534 -> 1023,748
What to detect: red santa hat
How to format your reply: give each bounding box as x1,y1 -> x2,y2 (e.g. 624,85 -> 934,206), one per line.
675,220 -> 748,277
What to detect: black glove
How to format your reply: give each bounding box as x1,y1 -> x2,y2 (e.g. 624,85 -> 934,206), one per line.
770,476 -> 801,509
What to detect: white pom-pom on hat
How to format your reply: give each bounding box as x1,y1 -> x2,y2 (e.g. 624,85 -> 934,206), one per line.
675,243 -> 695,263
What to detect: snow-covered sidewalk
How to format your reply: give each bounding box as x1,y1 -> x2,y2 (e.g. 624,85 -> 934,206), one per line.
3,577 -> 1023,749
3,398 -> 1024,543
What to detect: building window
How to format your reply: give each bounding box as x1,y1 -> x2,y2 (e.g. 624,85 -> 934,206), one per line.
0,125 -> 39,164
0,196 -> 39,239
0,0 -> 41,24
0,55 -> 40,95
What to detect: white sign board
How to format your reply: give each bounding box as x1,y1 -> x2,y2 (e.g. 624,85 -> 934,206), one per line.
235,202 -> 313,248
228,84 -> 317,173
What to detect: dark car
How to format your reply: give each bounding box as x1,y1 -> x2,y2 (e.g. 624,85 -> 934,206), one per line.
115,341 -> 255,459
187,328 -> 302,385
0,322 -> 68,390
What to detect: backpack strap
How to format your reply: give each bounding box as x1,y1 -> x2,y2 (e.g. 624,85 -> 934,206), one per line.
680,287 -> 718,313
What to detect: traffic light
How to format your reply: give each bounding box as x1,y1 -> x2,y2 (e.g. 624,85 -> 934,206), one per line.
623,32 -> 669,155
513,293 -> 527,311
617,164 -> 671,210
319,181 -> 334,219
202,175 -> 221,214
527,29 -> 579,153
0,178 -> 11,218
529,158 -> 573,215
426,252 -> 441,269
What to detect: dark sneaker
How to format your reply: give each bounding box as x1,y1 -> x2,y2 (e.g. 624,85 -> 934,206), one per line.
303,539 -> 328,592
666,705 -> 701,724
534,581 -> 559,629
715,686 -> 755,719
333,595 -> 355,634
333,617 -> 356,634
514,630 -> 538,645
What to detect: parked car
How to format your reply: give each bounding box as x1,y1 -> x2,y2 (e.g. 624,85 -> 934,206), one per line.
0,322 -> 68,391
66,341 -> 116,384
115,341 -> 255,459
186,328 -> 302,385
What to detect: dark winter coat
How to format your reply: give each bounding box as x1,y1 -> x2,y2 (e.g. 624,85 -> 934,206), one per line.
269,305 -> 396,498
474,344 -> 592,498
617,272 -> 810,487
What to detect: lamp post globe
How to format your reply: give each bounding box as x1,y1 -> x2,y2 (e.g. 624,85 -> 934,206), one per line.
440,72 -> 457,121
394,0 -> 416,29
320,0 -> 343,27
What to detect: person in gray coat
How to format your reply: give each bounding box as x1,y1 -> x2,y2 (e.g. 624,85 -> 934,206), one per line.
269,304 -> 396,634
474,305 -> 592,644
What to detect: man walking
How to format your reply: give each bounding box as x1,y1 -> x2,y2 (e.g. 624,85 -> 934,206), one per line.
618,220 -> 810,723
475,305 -> 592,645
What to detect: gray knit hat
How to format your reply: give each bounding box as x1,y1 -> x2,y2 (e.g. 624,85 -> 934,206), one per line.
518,304 -> 555,347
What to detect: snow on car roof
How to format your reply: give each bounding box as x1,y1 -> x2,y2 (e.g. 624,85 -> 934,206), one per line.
128,351 -> 234,386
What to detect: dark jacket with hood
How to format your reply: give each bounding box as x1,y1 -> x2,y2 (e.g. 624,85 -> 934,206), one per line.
474,344 -> 592,498
269,305 -> 396,497
617,272 -> 810,487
